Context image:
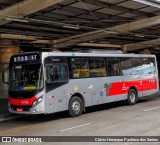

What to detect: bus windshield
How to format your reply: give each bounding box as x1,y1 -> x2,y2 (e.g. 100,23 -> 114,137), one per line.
9,64 -> 43,91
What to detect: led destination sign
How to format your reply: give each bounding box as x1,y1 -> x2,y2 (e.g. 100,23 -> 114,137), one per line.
12,54 -> 40,63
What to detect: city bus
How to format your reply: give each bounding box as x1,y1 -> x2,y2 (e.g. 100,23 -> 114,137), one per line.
2,51 -> 159,117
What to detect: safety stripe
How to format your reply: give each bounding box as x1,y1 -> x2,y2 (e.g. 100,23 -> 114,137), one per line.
108,78 -> 157,96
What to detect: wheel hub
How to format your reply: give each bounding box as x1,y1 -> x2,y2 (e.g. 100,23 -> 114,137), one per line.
130,92 -> 135,103
72,101 -> 80,113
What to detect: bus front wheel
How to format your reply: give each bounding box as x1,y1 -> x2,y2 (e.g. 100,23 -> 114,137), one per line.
68,96 -> 83,117
127,89 -> 137,105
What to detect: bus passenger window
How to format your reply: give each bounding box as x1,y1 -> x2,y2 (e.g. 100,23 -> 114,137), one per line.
141,58 -> 156,75
89,58 -> 106,77
131,58 -> 142,75
121,58 -> 132,75
107,59 -> 121,76
70,58 -> 89,78
150,58 -> 156,74
142,58 -> 152,75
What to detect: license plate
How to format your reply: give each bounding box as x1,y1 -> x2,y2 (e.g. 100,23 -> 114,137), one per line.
16,108 -> 23,112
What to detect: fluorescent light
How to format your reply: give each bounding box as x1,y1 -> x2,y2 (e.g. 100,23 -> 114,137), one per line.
63,24 -> 79,30
133,0 -> 160,8
41,48 -> 52,50
5,17 -> 29,23
134,34 -> 145,38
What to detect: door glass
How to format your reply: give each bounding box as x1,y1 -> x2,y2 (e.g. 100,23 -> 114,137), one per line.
46,64 -> 68,83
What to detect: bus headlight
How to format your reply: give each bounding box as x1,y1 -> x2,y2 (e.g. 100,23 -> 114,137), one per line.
32,96 -> 43,108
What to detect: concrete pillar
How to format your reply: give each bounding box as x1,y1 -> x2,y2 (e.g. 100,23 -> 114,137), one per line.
0,39 -> 21,99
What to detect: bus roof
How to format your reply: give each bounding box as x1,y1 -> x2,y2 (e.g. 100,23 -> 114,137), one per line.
11,51 -> 156,58
44,51 -> 156,58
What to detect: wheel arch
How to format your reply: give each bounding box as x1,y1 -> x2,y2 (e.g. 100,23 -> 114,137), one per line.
69,93 -> 85,110
128,86 -> 138,96
128,86 -> 138,103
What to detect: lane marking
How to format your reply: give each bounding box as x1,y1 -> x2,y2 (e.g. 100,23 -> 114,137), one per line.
60,123 -> 91,132
143,107 -> 160,112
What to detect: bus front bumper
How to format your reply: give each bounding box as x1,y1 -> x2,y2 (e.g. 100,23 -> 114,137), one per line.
8,107 -> 44,115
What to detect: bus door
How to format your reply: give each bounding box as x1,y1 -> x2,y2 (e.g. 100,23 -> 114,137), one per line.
101,58 -> 122,103
44,57 -> 69,114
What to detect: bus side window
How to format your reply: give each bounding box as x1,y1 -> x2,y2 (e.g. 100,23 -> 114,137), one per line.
131,58 -> 142,75
107,58 -> 121,76
121,58 -> 132,75
150,58 -> 156,74
89,58 -> 106,77
70,58 -> 89,78
142,58 -> 152,75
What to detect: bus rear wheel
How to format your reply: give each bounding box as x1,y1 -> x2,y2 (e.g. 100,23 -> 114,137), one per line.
126,89 -> 137,105
68,96 -> 83,117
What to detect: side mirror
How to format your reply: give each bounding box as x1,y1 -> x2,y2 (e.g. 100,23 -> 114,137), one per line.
2,67 -> 9,84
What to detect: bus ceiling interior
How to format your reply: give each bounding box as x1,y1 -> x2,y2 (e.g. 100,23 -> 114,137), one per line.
0,0 -> 160,99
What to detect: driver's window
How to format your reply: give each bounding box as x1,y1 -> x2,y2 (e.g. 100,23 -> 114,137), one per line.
46,64 -> 68,83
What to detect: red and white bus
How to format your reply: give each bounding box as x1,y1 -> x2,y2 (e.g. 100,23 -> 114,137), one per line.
3,51 -> 159,117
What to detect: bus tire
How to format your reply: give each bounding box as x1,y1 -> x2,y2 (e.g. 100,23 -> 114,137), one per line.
127,89 -> 137,105
68,96 -> 83,117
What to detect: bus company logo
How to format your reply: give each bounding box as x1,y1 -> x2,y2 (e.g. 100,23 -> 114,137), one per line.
2,137 -> 11,142
21,101 -> 29,105
18,101 -> 28,105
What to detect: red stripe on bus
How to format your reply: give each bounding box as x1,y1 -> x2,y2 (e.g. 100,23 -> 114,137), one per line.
108,78 -> 157,96
9,96 -> 37,106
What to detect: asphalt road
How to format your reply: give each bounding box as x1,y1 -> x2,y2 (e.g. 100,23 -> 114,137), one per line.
1,94 -> 160,145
